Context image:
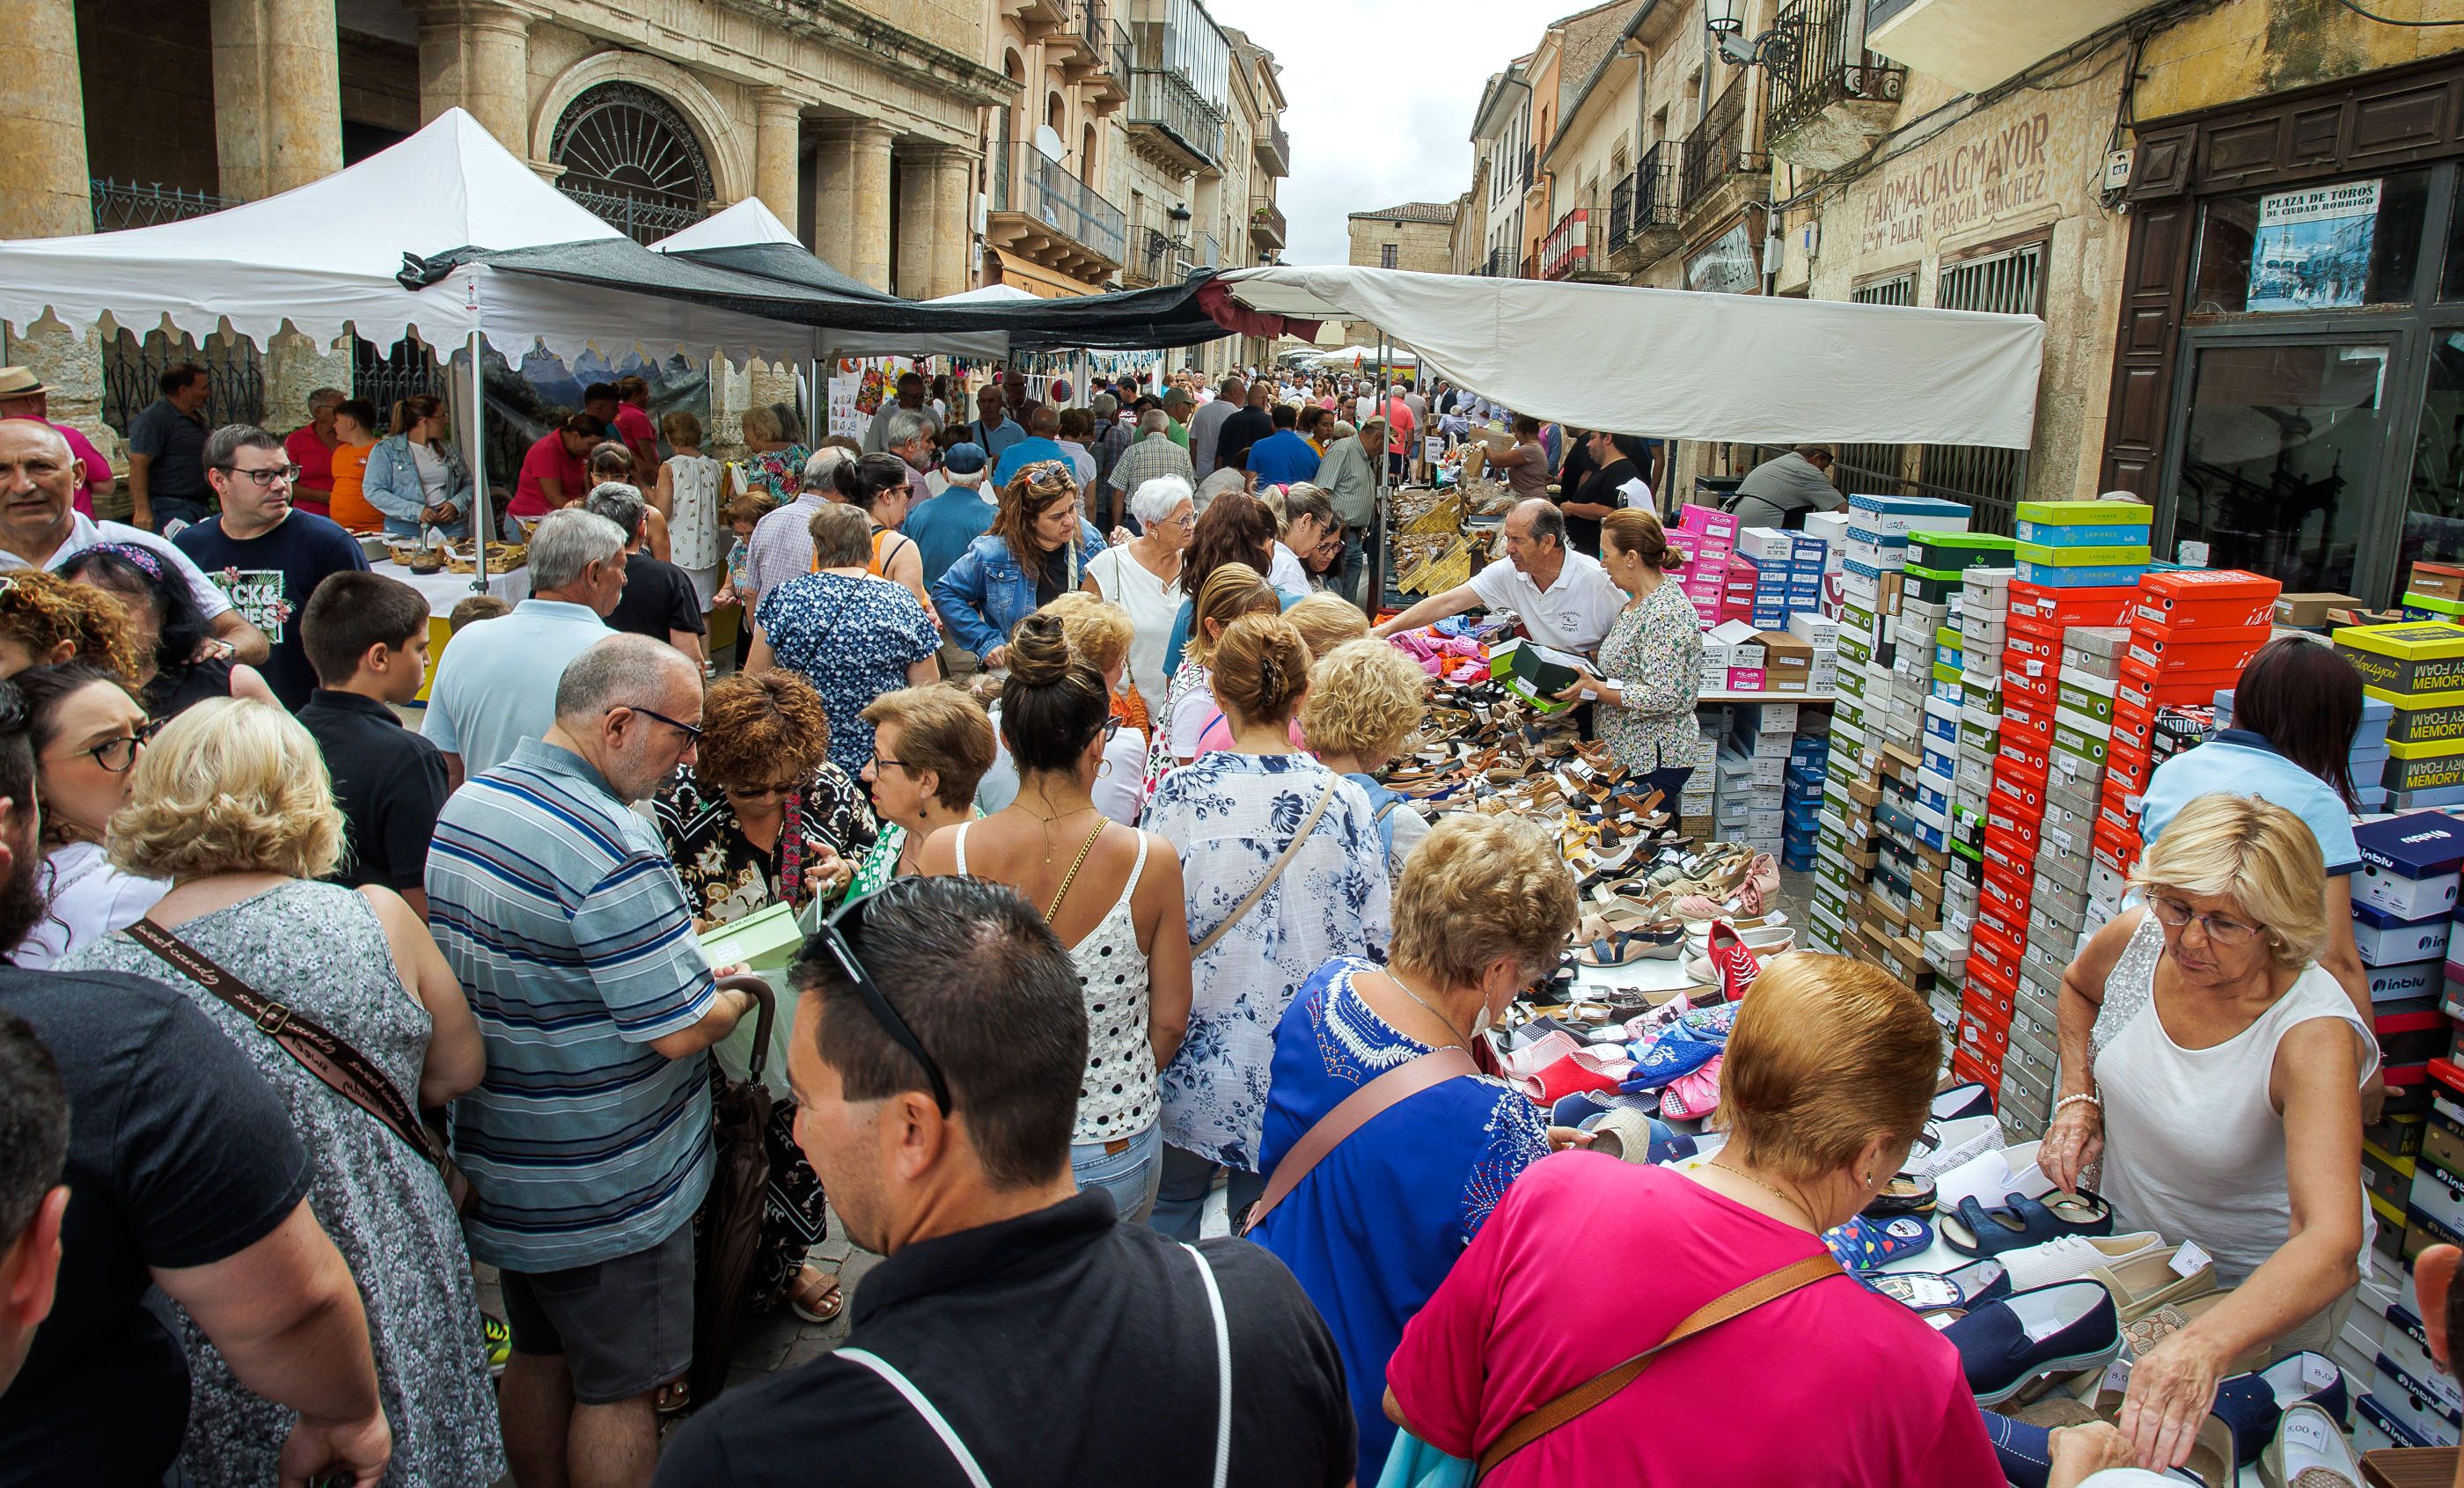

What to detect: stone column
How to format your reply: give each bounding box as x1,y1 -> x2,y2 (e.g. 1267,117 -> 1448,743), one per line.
0,0 -> 93,239
894,151 -> 940,299
414,1 -> 530,154
210,0 -> 344,202
810,122 -> 858,275
928,148 -> 974,298
846,121 -> 897,293
752,89 -> 805,229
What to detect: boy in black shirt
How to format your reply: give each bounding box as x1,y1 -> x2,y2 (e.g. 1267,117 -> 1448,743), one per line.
297,571 -> 450,920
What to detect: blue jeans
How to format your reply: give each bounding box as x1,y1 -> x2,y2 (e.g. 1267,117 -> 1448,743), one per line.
1071,1122 -> 1162,1224
1338,524 -> 1369,611
385,513 -> 472,540
1148,1142 -> 1266,1241
147,495 -> 210,534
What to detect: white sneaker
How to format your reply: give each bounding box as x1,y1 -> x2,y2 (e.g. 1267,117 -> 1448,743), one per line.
1999,1232 -> 2163,1293
1907,1115 -> 2005,1180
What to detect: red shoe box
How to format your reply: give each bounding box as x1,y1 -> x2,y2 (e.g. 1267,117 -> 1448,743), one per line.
1958,1006 -> 2012,1063
2001,700 -> 2055,748
2105,735 -> 2155,795
1969,974 -> 2016,1025
2092,817 -> 2142,876
1952,1049 -> 1997,1090
2001,729 -> 2052,780
1989,766 -> 2046,822
1979,860 -> 2033,922
2123,622 -> 2272,676
2131,569 -> 2283,632
2108,696 -> 2159,754
1966,949 -> 2020,1008
1987,801 -> 2043,856
1973,894 -> 2028,949
2116,663 -> 2246,712
1969,921 -> 2027,985
2004,619 -> 2065,674
2097,776 -> 2143,832
2009,582 -> 2140,627
2003,666 -> 2059,712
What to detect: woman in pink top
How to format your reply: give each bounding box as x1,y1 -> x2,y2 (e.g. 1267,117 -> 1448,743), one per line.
1386,954 -> 2006,1487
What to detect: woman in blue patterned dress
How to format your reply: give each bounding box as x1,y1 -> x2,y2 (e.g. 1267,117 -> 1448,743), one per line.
1249,813 -> 1580,1488
748,502 -> 942,777
1140,611 -> 1390,1240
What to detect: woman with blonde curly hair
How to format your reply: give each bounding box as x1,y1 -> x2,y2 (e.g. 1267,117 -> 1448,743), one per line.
57,696 -> 502,1487
1302,636 -> 1432,875
653,670 -> 877,929
1251,813 -> 1578,1485
0,568 -> 142,680
2042,792 -> 2373,1471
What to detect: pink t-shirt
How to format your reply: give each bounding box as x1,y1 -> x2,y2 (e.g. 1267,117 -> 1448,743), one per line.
55,422 -> 110,518
510,431 -> 583,517
1389,1154 -> 2003,1488
614,401 -> 657,453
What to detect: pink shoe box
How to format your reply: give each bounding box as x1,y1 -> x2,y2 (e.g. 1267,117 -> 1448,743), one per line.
1726,667 -> 1767,692
1677,503 -> 1740,543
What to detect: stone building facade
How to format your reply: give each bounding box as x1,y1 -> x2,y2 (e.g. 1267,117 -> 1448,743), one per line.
1341,203 -> 1456,346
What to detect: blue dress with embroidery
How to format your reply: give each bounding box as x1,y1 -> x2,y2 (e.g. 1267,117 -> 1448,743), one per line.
1250,957 -> 1551,1487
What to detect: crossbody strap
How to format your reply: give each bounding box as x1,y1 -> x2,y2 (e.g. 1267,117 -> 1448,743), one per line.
1178,1244 -> 1234,1488
123,915 -> 449,1177
1473,1251 -> 1842,1480
1192,775 -> 1338,960
836,1350 -> 994,1488
1242,1045 -> 1478,1235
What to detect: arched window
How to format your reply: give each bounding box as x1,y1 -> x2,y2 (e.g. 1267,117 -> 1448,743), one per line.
1047,91 -> 1066,135
1081,122 -> 1097,175
550,82 -> 715,244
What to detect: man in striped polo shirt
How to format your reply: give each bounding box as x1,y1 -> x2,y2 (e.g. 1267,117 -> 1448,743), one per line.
428,633 -> 756,1488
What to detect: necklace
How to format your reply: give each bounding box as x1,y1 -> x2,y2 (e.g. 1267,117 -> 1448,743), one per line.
1016,788 -> 1098,864
1712,1157 -> 1815,1228
1382,970 -> 1477,1057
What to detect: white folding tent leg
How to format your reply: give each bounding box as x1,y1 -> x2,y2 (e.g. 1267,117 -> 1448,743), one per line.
466,329 -> 491,592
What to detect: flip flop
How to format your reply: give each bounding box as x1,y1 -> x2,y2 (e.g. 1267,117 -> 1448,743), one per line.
1940,1189 -> 2115,1257
1576,927 -> 1681,967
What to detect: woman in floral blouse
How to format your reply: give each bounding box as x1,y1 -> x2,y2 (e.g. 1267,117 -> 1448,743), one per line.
653,671 -> 876,927
1557,508 -> 1703,802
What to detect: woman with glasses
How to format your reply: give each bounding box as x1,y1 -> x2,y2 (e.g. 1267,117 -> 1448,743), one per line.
916,613 -> 1192,1220
842,684 -> 996,902
1160,491 -> 1294,680
1083,474 -> 1194,714
2042,794 -> 2372,1474
2133,634 -> 2378,1118
747,502 -> 940,778
58,697 -> 502,1488
10,663 -> 168,967
655,671 -> 876,930
930,460 -> 1107,671
57,544 -> 275,719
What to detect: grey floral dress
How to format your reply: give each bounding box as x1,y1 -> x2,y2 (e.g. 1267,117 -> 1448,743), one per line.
1595,579 -> 1705,773
62,880 -> 504,1488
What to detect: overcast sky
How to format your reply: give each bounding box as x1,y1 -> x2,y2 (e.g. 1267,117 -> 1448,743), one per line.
1205,0 -> 1591,266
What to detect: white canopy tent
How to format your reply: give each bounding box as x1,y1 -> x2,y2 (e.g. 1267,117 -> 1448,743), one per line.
928,284 -> 1039,305
1214,265 -> 2046,449
1309,343 -> 1418,370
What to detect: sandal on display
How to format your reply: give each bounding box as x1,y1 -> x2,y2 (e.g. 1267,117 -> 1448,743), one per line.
1575,927 -> 1683,967
1945,1280 -> 2123,1408
1863,1172 -> 1939,1219
1940,1190 -> 2115,1258
1522,1052 -> 1625,1107
1934,1140 -> 2049,1213
1658,1058 -> 1724,1121
1734,853 -> 1781,915
1822,1211 -> 1934,1271
1866,1258 -> 2013,1317
1619,1026 -> 1725,1089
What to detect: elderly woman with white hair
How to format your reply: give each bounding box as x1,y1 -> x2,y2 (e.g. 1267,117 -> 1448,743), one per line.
2042,793 -> 2374,1474
1084,473 -> 1195,713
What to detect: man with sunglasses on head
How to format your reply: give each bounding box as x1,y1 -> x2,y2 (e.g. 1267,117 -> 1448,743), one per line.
656,876 -> 1355,1488
172,424 -> 370,711
429,633 -> 757,1488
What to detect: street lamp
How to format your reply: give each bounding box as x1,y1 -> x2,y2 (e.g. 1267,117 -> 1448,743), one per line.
1705,0 -> 1798,70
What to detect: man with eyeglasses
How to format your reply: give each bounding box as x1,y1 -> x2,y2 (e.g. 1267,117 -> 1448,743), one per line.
172,424 -> 370,711
654,876 -> 1355,1488
0,419 -> 270,664
429,634 -> 757,1488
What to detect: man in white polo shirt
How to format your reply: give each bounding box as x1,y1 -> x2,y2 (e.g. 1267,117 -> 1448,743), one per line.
1373,498 -> 1624,654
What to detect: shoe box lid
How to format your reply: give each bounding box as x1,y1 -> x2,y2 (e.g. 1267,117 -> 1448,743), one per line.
2007,582 -> 2140,627
2358,813 -> 2464,878
2338,622 -> 2464,700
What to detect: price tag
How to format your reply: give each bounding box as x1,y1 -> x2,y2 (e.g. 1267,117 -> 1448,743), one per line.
2170,1240 -> 2211,1279
2100,1356 -> 2133,1397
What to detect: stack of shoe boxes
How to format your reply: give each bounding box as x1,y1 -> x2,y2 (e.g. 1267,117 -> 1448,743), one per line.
2350,816 -> 2464,1129
1959,502 -> 2152,1115
1781,722 -> 1829,872
2352,1059 -> 2462,1448
1734,527 -> 1831,631
1805,509 -> 1852,614
2336,621 -> 2464,810
1720,702 -> 1793,861
2087,703 -> 2218,927
1671,504 -> 1740,628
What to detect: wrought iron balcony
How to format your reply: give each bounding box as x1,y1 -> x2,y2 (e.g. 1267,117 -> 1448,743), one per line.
1183,230 -> 1220,272
89,178 -> 237,232
1541,207 -> 1604,281
1609,143 -> 1683,266
1248,199 -> 1286,251
1255,120 -> 1289,178
1122,224 -> 1173,286
1129,69 -> 1223,170
1483,246 -> 1513,278
1681,78 -> 1767,218
1764,0 -> 1905,172
987,136 -> 1127,278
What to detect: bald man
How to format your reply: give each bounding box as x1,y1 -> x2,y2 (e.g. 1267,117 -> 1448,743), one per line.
1372,497 -> 1624,654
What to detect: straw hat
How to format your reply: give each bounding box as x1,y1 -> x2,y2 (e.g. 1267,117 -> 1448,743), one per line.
0,367 -> 53,399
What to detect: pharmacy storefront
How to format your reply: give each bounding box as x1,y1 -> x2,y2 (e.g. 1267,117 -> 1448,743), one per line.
2103,52 -> 2464,605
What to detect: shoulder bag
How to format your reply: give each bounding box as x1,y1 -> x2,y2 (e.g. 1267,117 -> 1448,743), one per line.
1241,1044 -> 1478,1235
1191,773 -> 1338,959
125,915 -> 473,1213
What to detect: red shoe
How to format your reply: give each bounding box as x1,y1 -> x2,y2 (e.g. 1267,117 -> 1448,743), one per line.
1704,921 -> 1764,1002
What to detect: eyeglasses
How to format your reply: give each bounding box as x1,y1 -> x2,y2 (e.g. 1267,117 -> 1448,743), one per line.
218,463 -> 301,487
869,754 -> 909,773
609,704 -> 703,744
812,889 -> 951,1113
1102,715 -> 1122,743
60,717 -> 162,773
2145,893 -> 2262,946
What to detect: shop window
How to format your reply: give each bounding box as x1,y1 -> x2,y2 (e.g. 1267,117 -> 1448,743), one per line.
2405,330 -> 2464,568
2191,170 -> 2428,315
2442,189 -> 2464,301
2174,341 -> 2385,594
1923,242 -> 2043,531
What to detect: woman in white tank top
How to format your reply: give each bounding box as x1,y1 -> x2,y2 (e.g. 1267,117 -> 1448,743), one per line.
2040,795 -> 2373,1473
914,612 -> 1192,1220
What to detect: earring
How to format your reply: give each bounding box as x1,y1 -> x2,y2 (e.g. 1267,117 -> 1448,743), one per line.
1860,1171 -> 1874,1188
1096,759 -> 1112,778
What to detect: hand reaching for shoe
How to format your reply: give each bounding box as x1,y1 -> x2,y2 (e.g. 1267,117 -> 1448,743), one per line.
2045,1423 -> 2133,1488
2119,1330 -> 2226,1471
2037,1101 -> 2104,1194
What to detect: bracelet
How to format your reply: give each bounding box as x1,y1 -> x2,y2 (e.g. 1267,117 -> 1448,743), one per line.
2054,1093 -> 2103,1117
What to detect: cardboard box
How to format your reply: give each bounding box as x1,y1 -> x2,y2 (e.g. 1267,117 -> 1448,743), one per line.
2277,590 -> 2365,628
2131,568 -> 2283,630
2338,623 -> 2464,700
1756,631 -> 1815,693
2409,562 -> 2464,606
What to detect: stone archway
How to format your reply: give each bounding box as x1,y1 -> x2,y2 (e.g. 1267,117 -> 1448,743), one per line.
549,81 -> 715,242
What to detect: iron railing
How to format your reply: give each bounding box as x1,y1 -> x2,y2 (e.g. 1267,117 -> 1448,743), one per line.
555,179 -> 707,245
1104,17 -> 1133,92
1918,243 -> 2047,533
1841,274 -> 1918,497
994,137 -> 1126,263
1765,0 -> 1906,140
1249,199 -> 1286,246
1541,207 -> 1602,279
354,338 -> 448,417
1610,143 -> 1685,251
1074,0 -> 1106,55
1682,78 -> 1764,216
102,332 -> 261,437
1609,175 -> 1633,249
90,179 -> 237,232
1256,119 -> 1290,176
1520,145 -> 1535,187
1483,246 -> 1513,278
1130,69 -> 1223,165
1132,224 -> 1172,283
1184,230 -> 1220,271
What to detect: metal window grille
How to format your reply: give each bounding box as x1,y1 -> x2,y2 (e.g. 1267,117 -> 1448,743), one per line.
102,332 -> 261,438
353,339 -> 446,418
1839,273 -> 1918,497
1922,244 -> 2044,533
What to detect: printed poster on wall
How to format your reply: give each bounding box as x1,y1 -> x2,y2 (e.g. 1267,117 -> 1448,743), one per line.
2248,180 -> 2380,312
827,375 -> 863,439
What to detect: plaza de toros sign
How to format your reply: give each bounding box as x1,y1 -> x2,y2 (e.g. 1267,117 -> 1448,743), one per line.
1858,112 -> 2055,256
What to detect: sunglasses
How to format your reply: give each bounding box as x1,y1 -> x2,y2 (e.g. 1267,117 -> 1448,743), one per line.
811,889 -> 951,1113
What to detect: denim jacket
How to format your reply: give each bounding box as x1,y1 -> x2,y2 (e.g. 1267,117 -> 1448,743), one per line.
931,524 -> 1107,658
362,433 -> 473,524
